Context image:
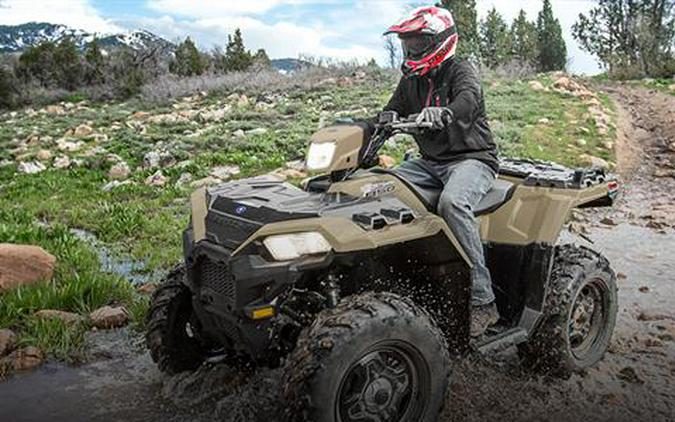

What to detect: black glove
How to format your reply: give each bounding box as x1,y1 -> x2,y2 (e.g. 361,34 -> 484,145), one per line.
415,107 -> 453,130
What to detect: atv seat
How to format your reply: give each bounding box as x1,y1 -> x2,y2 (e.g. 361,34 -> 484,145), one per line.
372,169 -> 515,216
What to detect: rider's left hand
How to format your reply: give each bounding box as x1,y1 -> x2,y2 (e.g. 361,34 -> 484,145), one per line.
416,107 -> 454,130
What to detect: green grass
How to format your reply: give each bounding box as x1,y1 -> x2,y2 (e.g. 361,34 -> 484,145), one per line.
0,71 -> 617,360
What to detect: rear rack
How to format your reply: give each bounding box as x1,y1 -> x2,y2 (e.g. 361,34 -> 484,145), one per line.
499,158 -> 610,189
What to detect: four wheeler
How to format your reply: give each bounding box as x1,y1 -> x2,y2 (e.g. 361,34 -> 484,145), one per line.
146,111 -> 620,421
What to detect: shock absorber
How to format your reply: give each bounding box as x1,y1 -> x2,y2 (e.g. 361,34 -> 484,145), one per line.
326,274 -> 341,308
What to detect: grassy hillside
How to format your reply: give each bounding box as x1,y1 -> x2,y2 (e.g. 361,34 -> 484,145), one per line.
0,68 -> 616,358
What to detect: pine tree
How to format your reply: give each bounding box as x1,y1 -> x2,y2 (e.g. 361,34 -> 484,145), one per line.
16,41 -> 57,86
438,0 -> 480,59
170,37 -> 207,76
479,7 -> 512,68
252,48 -> 271,69
511,10 -> 538,66
222,29 -> 254,72
84,37 -> 105,84
536,0 -> 567,71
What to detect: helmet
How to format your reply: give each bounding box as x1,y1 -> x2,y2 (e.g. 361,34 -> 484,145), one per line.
384,6 -> 458,77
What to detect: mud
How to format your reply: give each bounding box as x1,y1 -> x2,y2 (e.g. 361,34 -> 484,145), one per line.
0,85 -> 673,422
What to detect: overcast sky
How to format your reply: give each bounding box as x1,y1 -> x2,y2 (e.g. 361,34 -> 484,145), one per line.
0,0 -> 603,74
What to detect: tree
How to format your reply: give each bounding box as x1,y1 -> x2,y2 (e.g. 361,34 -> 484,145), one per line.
219,28 -> 254,72
252,48 -> 272,69
0,66 -> 17,109
384,35 -> 401,69
537,0 -> 568,71
573,0 -> 675,77
16,41 -> 58,86
84,37 -> 105,84
438,0 -> 480,59
170,37 -> 207,76
479,7 -> 512,68
52,38 -> 84,90
511,10 -> 539,66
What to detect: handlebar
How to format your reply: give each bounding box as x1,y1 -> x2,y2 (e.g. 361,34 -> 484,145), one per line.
376,111 -> 432,133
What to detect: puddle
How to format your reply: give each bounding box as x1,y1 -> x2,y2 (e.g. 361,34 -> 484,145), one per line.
70,228 -> 162,285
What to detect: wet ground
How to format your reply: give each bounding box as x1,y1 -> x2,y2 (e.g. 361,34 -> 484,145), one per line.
0,86 -> 673,421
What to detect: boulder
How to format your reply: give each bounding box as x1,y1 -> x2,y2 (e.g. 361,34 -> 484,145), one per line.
45,105 -> 65,115
145,170 -> 167,187
190,176 -> 222,188
132,111 -> 151,120
0,329 -> 17,357
175,172 -> 193,187
143,151 -> 161,168
576,139 -> 587,146
36,149 -> 52,161
136,284 -> 157,295
108,162 -> 131,180
73,124 -> 94,137
53,155 -> 71,169
0,244 -> 56,291
90,306 -> 129,329
668,84 -> 675,92
56,138 -> 84,152
272,169 -> 308,180
233,129 -> 246,138
17,161 -> 46,174
528,80 -> 546,91
246,128 -> 268,136
211,165 -> 241,180
580,154 -> 609,170
34,309 -> 82,325
537,118 -> 550,125
0,346 -> 44,372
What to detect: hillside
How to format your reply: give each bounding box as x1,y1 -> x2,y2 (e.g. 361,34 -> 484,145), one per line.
0,22 -> 174,54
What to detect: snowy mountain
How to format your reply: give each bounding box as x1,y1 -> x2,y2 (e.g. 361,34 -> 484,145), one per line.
0,22 -> 175,54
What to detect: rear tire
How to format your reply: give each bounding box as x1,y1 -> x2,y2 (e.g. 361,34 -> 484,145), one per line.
145,264 -> 205,374
519,245 -> 618,378
282,292 -> 450,422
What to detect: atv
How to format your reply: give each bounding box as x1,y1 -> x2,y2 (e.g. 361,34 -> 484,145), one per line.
146,111 -> 620,421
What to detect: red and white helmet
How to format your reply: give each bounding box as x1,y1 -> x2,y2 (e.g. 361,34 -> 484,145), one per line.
384,6 -> 458,77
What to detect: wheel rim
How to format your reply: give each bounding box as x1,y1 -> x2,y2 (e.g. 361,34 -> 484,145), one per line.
568,278 -> 610,360
336,341 -> 429,422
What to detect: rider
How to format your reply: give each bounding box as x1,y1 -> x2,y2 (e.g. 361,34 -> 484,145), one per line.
383,6 -> 499,336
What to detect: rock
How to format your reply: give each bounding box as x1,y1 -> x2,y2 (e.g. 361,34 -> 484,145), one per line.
0,160 -> 12,168
580,154 -> 609,170
237,95 -> 250,108
246,128 -> 268,136
378,155 -> 397,168
102,180 -> 131,191
272,169 -> 308,180
34,309 -> 82,324
90,306 -> 129,329
617,272 -> 627,280
136,284 -> 156,295
175,172 -> 193,187
73,124 -> 94,137
132,111 -> 151,120
233,129 -> 245,138
145,170 -> 167,187
53,155 -> 71,169
0,329 -> 17,357
576,139 -> 587,146
285,160 -> 306,171
537,118 -> 550,125
56,138 -> 84,152
602,141 -> 614,150
578,127 -> 590,135
17,161 -> 46,174
668,84 -> 675,92
528,80 -> 546,91
337,76 -> 354,87
617,366 -> 644,384
599,217 -> 618,226
108,162 -> 131,180
45,105 -> 65,115
143,151 -> 161,169
36,149 -> 52,161
638,286 -> 649,293
0,346 -> 44,372
211,165 -> 240,180
0,244 -> 56,291
191,176 -> 223,188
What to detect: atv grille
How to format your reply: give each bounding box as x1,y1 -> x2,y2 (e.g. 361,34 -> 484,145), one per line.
196,257 -> 236,306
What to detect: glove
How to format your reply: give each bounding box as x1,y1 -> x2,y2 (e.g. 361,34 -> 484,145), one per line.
415,107 -> 453,130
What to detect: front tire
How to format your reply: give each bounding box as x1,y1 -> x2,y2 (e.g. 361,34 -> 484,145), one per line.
145,265 -> 205,374
519,245 -> 618,377
282,292 -> 450,422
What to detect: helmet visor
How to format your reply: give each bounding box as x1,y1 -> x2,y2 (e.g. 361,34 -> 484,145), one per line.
401,34 -> 436,61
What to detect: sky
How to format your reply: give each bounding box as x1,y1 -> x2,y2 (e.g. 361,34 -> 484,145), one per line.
0,0 -> 603,74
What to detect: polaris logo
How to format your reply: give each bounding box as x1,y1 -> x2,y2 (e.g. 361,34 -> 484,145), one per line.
235,205 -> 247,215
361,181 -> 396,198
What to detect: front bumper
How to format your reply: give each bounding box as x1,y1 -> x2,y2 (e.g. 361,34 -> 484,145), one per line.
182,228 -> 332,358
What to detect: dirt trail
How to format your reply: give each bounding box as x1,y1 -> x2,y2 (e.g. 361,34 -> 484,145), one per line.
0,85 -> 673,422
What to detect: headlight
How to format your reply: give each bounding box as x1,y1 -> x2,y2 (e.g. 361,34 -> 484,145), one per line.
263,232 -> 332,261
306,142 -> 336,171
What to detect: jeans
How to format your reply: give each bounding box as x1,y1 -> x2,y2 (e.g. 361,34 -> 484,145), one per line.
394,158 -> 496,306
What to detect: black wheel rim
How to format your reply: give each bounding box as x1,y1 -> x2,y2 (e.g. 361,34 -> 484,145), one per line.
568,278 -> 610,360
336,341 -> 429,422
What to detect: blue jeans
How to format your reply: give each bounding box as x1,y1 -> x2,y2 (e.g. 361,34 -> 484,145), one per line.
395,158 -> 496,306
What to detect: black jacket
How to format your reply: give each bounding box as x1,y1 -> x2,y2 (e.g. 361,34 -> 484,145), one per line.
385,59 -> 499,172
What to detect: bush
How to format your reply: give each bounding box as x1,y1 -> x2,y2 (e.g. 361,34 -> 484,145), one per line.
0,66 -> 18,109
